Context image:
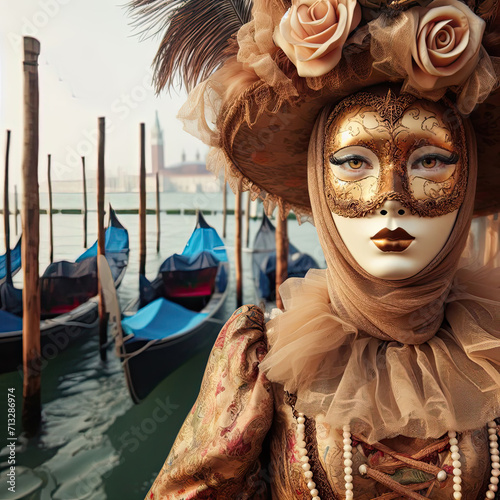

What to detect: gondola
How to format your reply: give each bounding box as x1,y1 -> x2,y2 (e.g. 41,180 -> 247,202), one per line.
252,213 -> 319,307
0,208 -> 129,374
0,236 -> 22,284
109,211 -> 229,404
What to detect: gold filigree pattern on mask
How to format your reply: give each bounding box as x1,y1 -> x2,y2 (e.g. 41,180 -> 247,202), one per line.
323,91 -> 468,218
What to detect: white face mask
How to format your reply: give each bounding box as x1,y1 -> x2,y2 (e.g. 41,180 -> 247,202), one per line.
325,94 -> 466,280
332,200 -> 458,280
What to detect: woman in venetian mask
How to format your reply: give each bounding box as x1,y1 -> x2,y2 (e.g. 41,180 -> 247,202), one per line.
131,0 -> 500,497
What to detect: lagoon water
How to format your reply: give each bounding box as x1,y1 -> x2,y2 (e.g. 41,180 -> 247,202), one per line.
0,192 -> 323,499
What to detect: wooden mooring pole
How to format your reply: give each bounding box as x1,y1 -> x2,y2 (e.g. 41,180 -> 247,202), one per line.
14,185 -> 18,237
222,180 -> 227,239
275,206 -> 288,310
47,154 -> 53,263
139,123 -> 146,275
245,191 -> 251,248
21,36 -> 41,436
82,156 -> 88,248
4,130 -> 12,285
156,172 -> 160,254
235,185 -> 243,308
97,117 -> 107,361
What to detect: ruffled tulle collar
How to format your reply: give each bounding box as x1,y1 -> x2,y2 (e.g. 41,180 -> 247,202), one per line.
259,266 -> 500,443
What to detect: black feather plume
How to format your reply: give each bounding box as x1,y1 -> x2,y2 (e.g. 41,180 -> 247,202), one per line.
128,0 -> 254,93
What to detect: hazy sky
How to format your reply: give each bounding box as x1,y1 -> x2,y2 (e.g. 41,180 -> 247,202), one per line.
0,0 -> 207,188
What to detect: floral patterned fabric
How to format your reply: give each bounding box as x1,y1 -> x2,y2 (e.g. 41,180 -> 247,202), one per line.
146,306 -> 273,499
146,305 -> 493,499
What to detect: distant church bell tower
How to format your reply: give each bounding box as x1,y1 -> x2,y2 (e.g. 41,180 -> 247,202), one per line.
151,110 -> 165,174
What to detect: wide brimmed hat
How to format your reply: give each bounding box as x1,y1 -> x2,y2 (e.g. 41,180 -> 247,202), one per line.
130,0 -> 500,218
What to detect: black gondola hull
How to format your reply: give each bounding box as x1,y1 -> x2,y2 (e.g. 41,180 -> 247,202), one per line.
121,311 -> 223,403
0,300 -> 99,374
0,209 -> 128,374
119,212 -> 229,404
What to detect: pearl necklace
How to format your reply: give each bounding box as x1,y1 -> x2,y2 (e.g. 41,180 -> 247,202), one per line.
294,414 -> 499,500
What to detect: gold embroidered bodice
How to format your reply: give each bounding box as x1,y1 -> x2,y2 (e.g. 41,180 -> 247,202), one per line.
145,305 -> 493,500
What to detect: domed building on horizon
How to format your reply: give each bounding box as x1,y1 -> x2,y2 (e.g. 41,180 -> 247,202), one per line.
149,111 -> 220,194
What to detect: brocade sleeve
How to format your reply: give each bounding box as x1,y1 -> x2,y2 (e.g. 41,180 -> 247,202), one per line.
146,305 -> 274,500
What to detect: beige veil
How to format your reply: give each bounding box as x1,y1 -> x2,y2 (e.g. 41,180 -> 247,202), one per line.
260,102 -> 500,444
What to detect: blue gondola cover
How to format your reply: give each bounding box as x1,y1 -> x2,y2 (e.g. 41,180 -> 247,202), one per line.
0,237 -> 22,281
123,297 -> 207,341
76,225 -> 129,262
140,212 -> 228,310
159,251 -> 220,272
253,214 -> 319,301
0,310 -> 23,334
182,222 -> 227,262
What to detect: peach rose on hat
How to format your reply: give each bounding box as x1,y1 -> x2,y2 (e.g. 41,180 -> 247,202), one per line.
368,0 -> 491,113
410,0 -> 486,90
274,0 -> 362,78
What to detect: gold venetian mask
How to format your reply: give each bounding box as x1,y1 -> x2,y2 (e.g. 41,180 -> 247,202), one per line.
324,91 -> 468,218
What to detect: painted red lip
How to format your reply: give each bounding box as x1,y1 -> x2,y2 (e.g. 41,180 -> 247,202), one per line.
370,227 -> 415,253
